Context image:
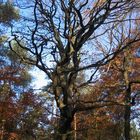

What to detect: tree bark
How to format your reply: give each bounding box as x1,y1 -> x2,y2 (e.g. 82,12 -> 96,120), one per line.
123,51 -> 131,140
56,105 -> 74,140
124,97 -> 131,140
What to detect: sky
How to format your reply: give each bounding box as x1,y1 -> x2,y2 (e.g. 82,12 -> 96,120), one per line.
30,68 -> 47,89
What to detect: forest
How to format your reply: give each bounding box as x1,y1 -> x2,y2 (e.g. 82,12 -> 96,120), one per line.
1,0 -> 140,140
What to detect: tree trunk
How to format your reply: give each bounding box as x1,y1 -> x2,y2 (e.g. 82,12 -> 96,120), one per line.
124,104 -> 131,140
58,116 -> 73,140
57,106 -> 74,140
124,85 -> 131,140
123,52 -> 131,140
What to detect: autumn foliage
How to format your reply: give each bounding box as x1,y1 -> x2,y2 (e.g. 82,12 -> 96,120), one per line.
73,40 -> 140,140
1,0 -> 140,140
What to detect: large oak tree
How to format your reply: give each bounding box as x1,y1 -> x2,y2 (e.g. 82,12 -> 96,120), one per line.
9,0 -> 140,139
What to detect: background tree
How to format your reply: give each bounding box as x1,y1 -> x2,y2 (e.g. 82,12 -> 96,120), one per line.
0,2 -> 56,139
97,37 -> 140,140
0,1 -> 19,25
0,0 -> 19,39
0,40 -> 31,139
73,35 -> 140,140
0,44 -> 53,140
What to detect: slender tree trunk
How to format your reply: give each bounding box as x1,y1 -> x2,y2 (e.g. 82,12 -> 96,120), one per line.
123,52 -> 131,140
74,114 -> 77,140
124,104 -> 131,140
124,81 -> 131,140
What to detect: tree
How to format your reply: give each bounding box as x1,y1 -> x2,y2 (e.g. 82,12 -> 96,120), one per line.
16,90 -> 51,140
0,1 -> 19,25
74,36 -> 140,139
73,93 -> 124,140
0,44 -> 52,140
0,42 -> 32,139
0,0 -> 19,39
9,0 -> 140,139
98,38 -> 140,140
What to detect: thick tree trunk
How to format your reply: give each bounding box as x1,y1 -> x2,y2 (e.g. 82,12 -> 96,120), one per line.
59,118 -> 73,140
57,107 -> 74,140
52,65 -> 75,140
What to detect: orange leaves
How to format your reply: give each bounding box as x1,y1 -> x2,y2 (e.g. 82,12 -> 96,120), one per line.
0,88 -> 49,139
19,91 -> 36,106
0,65 -> 27,85
74,38 -> 140,139
8,132 -> 19,140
